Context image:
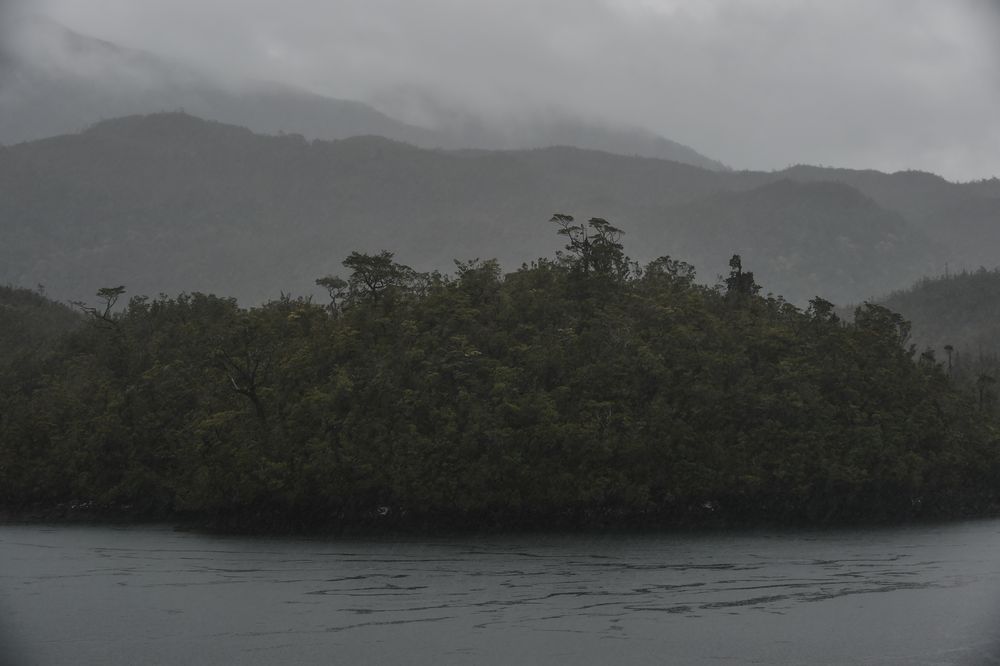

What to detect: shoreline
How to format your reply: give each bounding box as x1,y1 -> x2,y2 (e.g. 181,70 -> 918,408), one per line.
3,503 -> 997,538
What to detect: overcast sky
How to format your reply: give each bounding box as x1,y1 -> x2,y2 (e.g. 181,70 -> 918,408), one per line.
9,0 -> 1000,180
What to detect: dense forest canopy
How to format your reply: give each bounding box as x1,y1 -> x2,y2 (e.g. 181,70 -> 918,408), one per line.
0,285 -> 80,374
2,219 -> 997,530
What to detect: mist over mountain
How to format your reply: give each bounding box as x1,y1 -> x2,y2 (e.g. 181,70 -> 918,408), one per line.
2,112 -> 984,307
3,20 -> 999,308
0,17 -> 725,170
401,105 -> 730,170
0,17 -> 437,145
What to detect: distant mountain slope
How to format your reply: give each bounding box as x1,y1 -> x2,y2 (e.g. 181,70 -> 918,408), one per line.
910,197 -> 1000,272
0,113 -> 940,306
746,166 -> 1000,274
962,177 -> 1000,199
0,17 -> 726,171
659,180 -> 938,305
765,165 -> 966,220
440,115 -> 729,170
877,270 -> 1000,359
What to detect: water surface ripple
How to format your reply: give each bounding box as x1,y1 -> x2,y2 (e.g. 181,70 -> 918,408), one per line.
2,522 -> 1000,664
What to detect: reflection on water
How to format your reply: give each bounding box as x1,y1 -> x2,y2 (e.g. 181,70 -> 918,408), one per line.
2,522 -> 1000,664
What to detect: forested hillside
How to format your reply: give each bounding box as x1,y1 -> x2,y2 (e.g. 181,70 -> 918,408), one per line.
660,180 -> 936,305
877,270 -> 1000,374
2,220 -> 997,529
767,166 -> 1000,272
0,286 -> 80,371
3,112 -> 982,306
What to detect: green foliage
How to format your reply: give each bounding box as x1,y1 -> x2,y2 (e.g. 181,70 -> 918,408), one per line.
1,223 -> 998,529
0,285 -> 81,376
552,214 -> 632,281
725,254 -> 761,302
341,250 -> 415,305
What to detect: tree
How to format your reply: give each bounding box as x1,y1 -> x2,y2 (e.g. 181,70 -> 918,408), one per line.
724,255 -> 760,301
642,256 -> 696,285
807,297 -> 837,323
978,373 -> 996,412
454,258 -> 502,301
551,214 -> 631,280
212,317 -> 274,422
71,285 -> 126,327
315,275 -> 348,314
342,251 -> 414,304
854,303 -> 912,351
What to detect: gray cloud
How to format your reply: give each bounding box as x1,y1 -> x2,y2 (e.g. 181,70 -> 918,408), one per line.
0,0 -> 26,64
26,0 -> 1000,180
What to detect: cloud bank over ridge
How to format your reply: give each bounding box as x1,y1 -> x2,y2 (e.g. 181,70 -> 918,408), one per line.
8,0 -> 1000,180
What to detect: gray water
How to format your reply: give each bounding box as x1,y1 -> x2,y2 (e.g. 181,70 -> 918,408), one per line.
2,522 -> 1000,665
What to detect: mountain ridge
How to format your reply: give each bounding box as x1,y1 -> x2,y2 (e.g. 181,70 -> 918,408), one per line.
0,16 -> 726,171
0,111 -> 967,308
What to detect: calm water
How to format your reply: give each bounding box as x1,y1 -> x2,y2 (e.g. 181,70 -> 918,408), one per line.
2,522 -> 1000,665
